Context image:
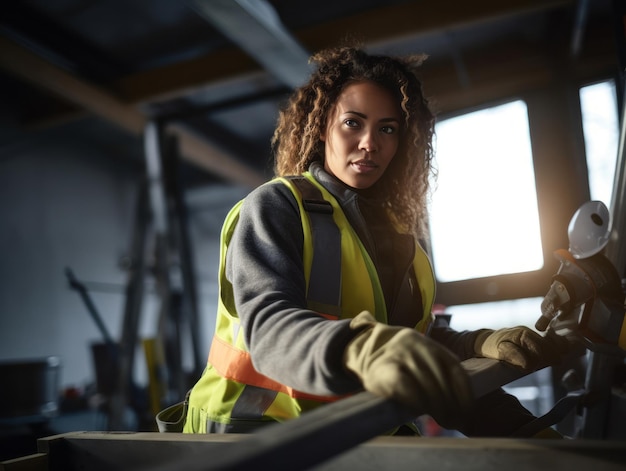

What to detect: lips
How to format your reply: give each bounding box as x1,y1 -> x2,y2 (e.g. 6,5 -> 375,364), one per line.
351,159 -> 378,171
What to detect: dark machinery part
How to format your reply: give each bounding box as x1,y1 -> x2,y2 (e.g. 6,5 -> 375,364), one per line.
536,245 -> 626,439
536,249 -> 625,347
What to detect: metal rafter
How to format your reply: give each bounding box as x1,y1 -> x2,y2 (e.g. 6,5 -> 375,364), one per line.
187,0 -> 312,89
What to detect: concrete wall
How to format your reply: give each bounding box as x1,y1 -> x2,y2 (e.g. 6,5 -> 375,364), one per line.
0,118 -> 247,394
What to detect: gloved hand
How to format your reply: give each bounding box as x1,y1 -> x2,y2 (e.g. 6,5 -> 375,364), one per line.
344,311 -> 474,430
473,326 -> 565,370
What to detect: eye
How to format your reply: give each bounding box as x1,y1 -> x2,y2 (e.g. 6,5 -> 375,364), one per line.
381,125 -> 396,135
344,119 -> 360,128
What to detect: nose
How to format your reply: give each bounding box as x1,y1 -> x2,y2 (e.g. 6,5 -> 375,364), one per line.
359,129 -> 378,153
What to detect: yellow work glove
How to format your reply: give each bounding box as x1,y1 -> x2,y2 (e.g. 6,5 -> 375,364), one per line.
344,311 -> 474,430
473,326 -> 564,370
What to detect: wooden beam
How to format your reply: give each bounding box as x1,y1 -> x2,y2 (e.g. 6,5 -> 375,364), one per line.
0,37 -> 144,134
298,0 -> 574,52
419,27 -> 616,116
167,122 -> 267,188
34,432 -> 626,471
0,36 -> 266,189
114,46 -> 261,105
114,0 -> 573,105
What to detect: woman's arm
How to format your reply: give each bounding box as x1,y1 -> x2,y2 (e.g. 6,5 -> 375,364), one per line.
429,325 -> 482,361
226,182 -> 360,395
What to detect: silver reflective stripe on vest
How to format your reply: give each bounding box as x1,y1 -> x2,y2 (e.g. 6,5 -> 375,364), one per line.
290,177 -> 342,317
226,178 -> 342,426
224,384 -> 278,431
232,384 -> 278,419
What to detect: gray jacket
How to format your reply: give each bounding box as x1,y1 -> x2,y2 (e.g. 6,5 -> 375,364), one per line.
225,162 -> 477,397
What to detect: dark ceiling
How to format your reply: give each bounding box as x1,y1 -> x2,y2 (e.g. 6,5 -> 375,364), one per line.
0,0 -> 620,188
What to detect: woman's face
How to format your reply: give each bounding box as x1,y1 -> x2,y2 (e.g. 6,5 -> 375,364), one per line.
321,81 -> 401,189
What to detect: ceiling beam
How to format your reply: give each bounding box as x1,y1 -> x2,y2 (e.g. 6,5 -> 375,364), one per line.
116,0 -> 573,105
298,0 -> 574,52
111,0 -> 614,121
0,36 -> 266,189
187,0 -> 311,89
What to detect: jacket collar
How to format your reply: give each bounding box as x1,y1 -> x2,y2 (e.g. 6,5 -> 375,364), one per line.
308,161 -> 386,209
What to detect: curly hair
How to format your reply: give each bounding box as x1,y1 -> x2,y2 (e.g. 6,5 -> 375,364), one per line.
271,46 -> 436,237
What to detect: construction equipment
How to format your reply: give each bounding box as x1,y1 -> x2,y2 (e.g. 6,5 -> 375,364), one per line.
533,201 -> 626,439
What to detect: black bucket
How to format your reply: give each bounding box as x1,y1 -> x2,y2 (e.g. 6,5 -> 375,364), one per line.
0,356 -> 61,423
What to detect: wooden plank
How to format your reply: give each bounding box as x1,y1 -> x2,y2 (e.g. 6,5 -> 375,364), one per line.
30,432 -> 626,471
0,453 -> 47,471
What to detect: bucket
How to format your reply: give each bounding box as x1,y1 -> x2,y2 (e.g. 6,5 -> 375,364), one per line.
0,356 -> 61,424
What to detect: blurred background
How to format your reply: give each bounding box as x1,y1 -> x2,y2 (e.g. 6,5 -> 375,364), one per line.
0,0 -> 623,460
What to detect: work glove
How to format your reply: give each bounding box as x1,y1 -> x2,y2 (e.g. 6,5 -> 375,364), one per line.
473,326 -> 566,370
344,311 -> 474,430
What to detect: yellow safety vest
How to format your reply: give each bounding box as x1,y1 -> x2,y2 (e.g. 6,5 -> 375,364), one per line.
183,172 -> 435,433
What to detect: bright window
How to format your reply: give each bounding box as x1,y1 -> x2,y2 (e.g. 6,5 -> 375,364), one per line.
429,100 -> 543,282
580,80 -> 619,207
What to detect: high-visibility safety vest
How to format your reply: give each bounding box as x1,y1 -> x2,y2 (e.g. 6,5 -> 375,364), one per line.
183,172 -> 436,433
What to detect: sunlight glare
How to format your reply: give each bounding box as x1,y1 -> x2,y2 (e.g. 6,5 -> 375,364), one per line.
429,101 -> 544,282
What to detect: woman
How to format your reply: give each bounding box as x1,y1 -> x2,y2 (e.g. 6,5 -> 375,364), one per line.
183,46 -> 564,436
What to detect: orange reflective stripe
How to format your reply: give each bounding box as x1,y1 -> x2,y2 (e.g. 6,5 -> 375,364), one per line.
209,336 -> 346,402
